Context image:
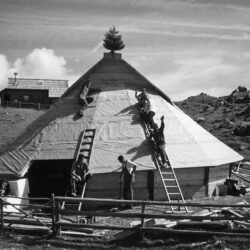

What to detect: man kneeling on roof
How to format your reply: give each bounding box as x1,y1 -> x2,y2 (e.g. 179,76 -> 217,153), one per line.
150,116 -> 168,167
118,155 -> 137,208
70,154 -> 92,197
78,79 -> 91,117
135,89 -> 156,127
135,88 -> 148,108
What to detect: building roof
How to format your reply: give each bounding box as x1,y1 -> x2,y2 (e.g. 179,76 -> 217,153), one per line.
0,53 -> 243,179
7,78 -> 69,97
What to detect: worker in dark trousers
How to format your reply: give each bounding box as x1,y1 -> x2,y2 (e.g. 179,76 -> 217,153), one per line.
150,116 -> 168,167
118,155 -> 137,208
78,79 -> 91,116
70,154 -> 92,196
0,179 -> 9,196
143,98 -> 156,128
135,88 -> 148,108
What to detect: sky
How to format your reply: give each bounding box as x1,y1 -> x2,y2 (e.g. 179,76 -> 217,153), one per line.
0,0 -> 250,101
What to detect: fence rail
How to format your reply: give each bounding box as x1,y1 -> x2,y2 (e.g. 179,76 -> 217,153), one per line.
3,101 -> 50,110
1,195 -> 250,238
52,196 -> 250,237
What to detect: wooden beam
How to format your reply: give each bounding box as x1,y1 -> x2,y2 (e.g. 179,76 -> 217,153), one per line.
59,209 -> 250,221
140,227 -> 250,237
54,197 -> 250,208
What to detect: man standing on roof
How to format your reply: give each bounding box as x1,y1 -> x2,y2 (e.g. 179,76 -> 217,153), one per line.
70,154 -> 92,196
78,79 -> 91,116
118,155 -> 137,207
150,116 -> 168,167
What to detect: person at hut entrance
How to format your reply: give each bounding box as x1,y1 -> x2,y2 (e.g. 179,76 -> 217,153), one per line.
70,154 -> 92,196
150,116 -> 168,167
78,79 -> 91,116
0,179 -> 9,196
118,155 -> 137,206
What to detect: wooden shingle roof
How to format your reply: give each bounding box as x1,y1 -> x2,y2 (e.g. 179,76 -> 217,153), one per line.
7,78 -> 69,97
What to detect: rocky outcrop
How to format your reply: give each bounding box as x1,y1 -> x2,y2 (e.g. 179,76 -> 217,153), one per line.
226,86 -> 250,103
175,87 -> 250,158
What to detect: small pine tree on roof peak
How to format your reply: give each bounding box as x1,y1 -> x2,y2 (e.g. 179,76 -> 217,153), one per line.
103,26 -> 125,55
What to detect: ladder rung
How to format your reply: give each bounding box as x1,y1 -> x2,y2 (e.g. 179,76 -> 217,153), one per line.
163,179 -> 175,181
165,185 -> 178,188
162,172 -> 174,175
84,135 -> 94,138
168,192 -> 181,195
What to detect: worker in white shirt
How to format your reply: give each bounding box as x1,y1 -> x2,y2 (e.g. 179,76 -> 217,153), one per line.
118,155 -> 137,207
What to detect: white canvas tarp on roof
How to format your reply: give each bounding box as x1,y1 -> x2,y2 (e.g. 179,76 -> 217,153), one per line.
148,94 -> 243,168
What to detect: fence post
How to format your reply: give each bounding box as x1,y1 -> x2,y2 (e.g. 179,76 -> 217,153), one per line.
55,198 -> 61,236
140,204 -> 146,239
0,198 -> 3,232
141,204 -> 145,227
51,194 -> 56,235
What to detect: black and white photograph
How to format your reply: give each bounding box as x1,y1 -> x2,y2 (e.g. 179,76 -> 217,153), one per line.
0,0 -> 250,249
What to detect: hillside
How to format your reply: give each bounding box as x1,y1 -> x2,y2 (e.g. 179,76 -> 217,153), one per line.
175,86 -> 250,159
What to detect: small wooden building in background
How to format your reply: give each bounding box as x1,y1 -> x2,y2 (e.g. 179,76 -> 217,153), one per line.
0,78 -> 68,108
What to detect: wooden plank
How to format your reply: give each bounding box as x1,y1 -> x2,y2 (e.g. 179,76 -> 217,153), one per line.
60,231 -> 102,237
176,221 -> 228,229
54,197 -> 250,208
58,209 -> 250,221
3,218 -> 51,227
140,227 -> 250,237
56,222 -> 132,231
5,224 -> 51,233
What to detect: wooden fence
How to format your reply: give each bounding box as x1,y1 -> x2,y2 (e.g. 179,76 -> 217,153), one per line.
1,195 -> 250,237
52,196 -> 250,237
3,101 -> 50,110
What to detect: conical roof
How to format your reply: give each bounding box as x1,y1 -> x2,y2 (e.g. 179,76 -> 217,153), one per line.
0,53 -> 243,178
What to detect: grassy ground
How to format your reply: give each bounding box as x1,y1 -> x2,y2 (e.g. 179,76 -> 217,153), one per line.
1,194 -> 250,249
1,229 -> 250,249
176,93 -> 250,159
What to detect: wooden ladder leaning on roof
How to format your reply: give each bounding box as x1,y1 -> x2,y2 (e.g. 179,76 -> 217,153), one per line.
138,106 -> 189,213
61,129 -> 96,212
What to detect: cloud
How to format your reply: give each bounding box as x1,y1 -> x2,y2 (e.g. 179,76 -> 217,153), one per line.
88,41 -> 103,55
0,48 -> 78,91
148,56 -> 242,101
13,48 -> 68,79
0,55 -> 11,90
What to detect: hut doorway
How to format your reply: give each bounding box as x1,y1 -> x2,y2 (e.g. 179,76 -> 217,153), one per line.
28,159 -> 73,198
4,94 -> 10,105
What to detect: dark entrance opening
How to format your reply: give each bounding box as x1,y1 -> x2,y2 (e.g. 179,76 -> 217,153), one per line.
4,94 -> 10,105
28,159 -> 73,198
